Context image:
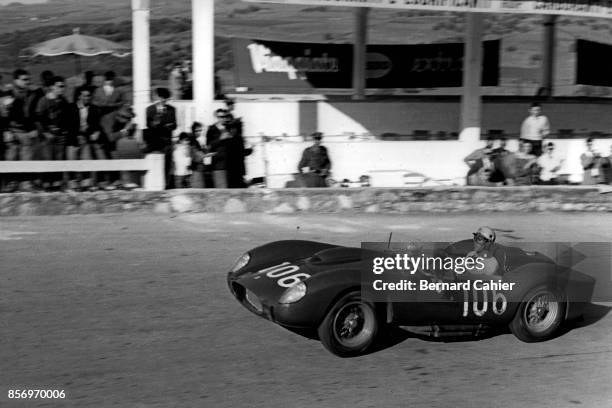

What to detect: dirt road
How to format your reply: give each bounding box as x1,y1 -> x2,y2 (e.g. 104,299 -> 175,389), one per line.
1,213 -> 611,407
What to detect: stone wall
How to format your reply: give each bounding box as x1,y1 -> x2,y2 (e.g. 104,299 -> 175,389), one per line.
1,187 -> 611,216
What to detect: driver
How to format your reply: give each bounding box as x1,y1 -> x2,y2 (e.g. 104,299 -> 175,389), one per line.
466,226 -> 500,276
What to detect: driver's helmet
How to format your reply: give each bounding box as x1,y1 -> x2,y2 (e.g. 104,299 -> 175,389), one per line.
473,226 -> 496,244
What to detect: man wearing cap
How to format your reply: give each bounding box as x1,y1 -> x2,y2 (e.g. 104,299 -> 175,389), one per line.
298,132 -> 331,187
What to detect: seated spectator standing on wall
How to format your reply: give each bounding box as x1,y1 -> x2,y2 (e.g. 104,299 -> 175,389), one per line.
2,70 -> 36,191
464,136 -> 494,186
520,102 -> 550,157
113,109 -> 143,189
100,104 -> 137,189
537,142 -> 564,185
298,132 -> 331,188
513,140 -> 538,185
145,88 -> 176,189
489,136 -> 516,185
66,88 -> 101,189
35,75 -> 70,189
580,138 -> 604,185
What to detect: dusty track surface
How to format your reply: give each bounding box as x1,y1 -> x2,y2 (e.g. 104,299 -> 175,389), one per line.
1,213 -> 611,408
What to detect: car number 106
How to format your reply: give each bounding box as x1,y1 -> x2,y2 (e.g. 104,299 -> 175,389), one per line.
462,288 -> 507,317
259,262 -> 311,288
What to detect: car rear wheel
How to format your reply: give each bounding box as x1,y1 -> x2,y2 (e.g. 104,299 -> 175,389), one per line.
510,285 -> 566,343
318,291 -> 379,357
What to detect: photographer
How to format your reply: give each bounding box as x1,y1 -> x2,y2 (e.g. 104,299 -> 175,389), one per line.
464,137 -> 494,186
580,138 -> 603,185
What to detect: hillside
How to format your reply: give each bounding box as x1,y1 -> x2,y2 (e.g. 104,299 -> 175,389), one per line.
2,0 -> 612,94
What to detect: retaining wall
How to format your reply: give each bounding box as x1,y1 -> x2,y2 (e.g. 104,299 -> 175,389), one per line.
1,187 -> 611,216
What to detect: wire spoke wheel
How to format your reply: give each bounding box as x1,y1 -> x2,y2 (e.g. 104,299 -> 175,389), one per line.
524,292 -> 559,333
510,285 -> 565,343
332,301 -> 375,348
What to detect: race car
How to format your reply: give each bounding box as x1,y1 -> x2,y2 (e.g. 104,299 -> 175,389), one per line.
227,239 -> 596,357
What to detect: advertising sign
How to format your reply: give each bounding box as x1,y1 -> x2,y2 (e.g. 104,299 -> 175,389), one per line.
233,38 -> 500,92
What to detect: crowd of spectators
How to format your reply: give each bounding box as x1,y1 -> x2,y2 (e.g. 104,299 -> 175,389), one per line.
465,103 -> 612,186
2,74 -> 612,192
0,67 -> 251,192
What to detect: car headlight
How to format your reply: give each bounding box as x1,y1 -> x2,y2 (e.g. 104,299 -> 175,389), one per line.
279,282 -> 307,304
231,253 -> 250,273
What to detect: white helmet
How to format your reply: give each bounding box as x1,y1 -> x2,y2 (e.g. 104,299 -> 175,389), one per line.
473,226 -> 496,243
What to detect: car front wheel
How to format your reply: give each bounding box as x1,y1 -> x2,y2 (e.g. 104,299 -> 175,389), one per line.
318,291 -> 379,357
510,285 -> 566,343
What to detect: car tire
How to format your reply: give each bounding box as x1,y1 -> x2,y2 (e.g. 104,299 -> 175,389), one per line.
509,285 -> 566,343
317,291 -> 379,357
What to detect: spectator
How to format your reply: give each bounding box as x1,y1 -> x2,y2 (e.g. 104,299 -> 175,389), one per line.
601,145 -> 612,184
5,69 -> 36,161
298,132 -> 331,187
66,88 -> 102,189
93,71 -> 126,117
225,112 -> 251,188
35,75 -> 70,189
537,142 -> 564,185
35,75 -> 70,161
113,110 -> 143,189
182,60 -> 193,100
513,140 -> 538,185
580,138 -> 603,185
520,102 -> 550,156
73,71 -> 97,104
168,63 -> 183,100
189,121 -> 211,188
206,109 -> 233,188
28,70 -> 54,124
172,132 -> 193,188
145,87 -> 176,188
489,137 -> 516,185
464,137 -> 494,186
100,104 -> 137,189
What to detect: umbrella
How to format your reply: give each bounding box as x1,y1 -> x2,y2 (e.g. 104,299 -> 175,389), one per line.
20,28 -> 130,73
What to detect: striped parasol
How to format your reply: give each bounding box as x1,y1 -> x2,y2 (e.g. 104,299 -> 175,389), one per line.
20,28 -> 130,73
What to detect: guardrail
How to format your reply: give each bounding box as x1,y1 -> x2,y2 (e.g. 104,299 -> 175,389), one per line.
0,154 -> 166,191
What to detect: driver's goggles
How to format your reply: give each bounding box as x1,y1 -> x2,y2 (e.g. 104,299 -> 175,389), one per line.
473,233 -> 491,243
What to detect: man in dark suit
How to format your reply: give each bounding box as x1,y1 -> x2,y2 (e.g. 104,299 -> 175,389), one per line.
66,88 -> 102,188
145,87 -> 176,188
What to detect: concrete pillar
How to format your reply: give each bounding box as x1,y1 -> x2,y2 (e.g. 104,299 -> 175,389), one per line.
131,0 -> 151,130
352,7 -> 368,100
541,15 -> 557,98
143,153 -> 165,191
192,0 -> 215,124
459,13 -> 484,143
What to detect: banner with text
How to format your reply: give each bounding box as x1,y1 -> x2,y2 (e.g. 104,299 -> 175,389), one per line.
244,0 -> 612,19
232,38 -> 499,92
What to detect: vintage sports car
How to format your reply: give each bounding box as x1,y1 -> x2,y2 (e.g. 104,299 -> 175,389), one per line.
227,239 -> 595,357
